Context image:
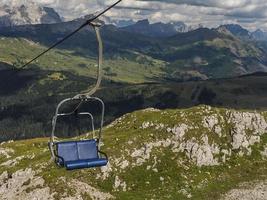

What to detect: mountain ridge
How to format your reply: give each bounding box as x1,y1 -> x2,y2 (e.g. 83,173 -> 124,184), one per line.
121,19 -> 188,37
0,2 -> 62,27
1,20 -> 267,80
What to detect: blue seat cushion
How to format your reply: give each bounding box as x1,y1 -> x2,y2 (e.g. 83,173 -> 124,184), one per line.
77,140 -> 98,160
65,158 -> 108,170
56,139 -> 107,169
57,141 -> 79,164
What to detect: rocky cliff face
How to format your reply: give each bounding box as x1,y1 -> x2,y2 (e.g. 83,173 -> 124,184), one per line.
0,106 -> 266,199
0,3 -> 61,27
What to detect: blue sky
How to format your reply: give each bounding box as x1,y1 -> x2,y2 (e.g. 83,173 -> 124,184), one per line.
2,0 -> 267,31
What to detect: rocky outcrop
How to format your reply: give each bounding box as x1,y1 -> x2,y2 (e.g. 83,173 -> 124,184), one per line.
0,3 -> 62,27
0,168 -> 53,200
0,169 -> 113,200
0,106 -> 266,199
131,139 -> 171,167
228,111 -> 267,152
178,136 -> 220,166
130,107 -> 267,167
221,181 -> 267,200
93,106 -> 267,191
0,147 -> 14,158
113,176 -> 127,192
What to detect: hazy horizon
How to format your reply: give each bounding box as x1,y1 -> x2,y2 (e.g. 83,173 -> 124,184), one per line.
1,0 -> 267,32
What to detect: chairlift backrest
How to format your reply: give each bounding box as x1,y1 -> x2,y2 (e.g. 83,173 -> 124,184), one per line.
56,139 -> 98,163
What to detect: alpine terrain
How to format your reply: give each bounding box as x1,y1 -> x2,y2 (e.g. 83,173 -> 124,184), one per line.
0,106 -> 266,199
0,1 -> 267,200
0,2 -> 62,27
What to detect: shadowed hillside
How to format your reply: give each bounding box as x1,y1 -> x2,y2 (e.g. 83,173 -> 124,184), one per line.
1,62 -> 267,141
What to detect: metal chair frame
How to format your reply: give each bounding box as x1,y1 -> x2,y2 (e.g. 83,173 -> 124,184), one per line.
49,23 -> 107,167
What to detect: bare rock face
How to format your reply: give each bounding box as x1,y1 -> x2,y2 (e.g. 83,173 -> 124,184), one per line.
131,140 -> 171,166
0,169 -> 113,200
171,123 -> 189,140
0,147 -> 14,158
203,114 -> 223,137
0,168 -> 53,200
203,115 -> 219,130
0,171 -> 8,185
180,136 -> 220,167
228,111 -> 267,152
129,107 -> 267,168
221,181 -> 267,200
0,2 -> 62,27
113,176 -> 127,192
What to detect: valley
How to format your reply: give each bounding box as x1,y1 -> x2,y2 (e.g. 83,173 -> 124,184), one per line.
1,30 -> 267,141
1,54 -> 267,141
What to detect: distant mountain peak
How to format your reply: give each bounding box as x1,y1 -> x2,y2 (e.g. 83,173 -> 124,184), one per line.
101,16 -> 135,27
251,29 -> 267,41
218,24 -> 250,38
121,19 -> 188,37
215,24 -> 267,41
136,19 -> 150,25
216,26 -> 234,36
0,2 -> 62,27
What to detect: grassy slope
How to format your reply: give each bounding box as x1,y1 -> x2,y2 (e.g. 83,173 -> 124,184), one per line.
2,25 -> 267,82
164,38 -> 264,79
2,65 -> 267,141
0,37 -> 166,84
0,106 -> 266,199
0,37 -> 165,141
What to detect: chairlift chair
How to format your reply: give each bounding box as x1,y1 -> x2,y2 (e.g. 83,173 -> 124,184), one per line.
49,23 -> 108,170
12,1 -> 122,170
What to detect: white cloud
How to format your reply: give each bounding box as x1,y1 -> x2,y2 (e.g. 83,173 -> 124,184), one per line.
2,0 -> 267,31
